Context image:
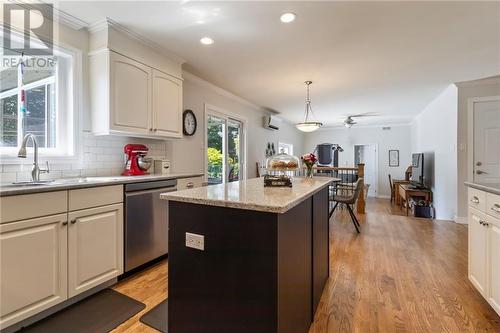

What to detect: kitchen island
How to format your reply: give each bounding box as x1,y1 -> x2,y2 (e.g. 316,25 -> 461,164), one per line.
161,176 -> 339,333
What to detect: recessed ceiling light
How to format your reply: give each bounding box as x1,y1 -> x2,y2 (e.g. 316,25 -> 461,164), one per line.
280,12 -> 296,23
200,37 -> 214,45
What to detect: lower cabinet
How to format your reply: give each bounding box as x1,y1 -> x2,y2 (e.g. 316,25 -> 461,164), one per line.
68,204 -> 123,298
468,187 -> 500,317
0,214 -> 68,329
0,185 -> 124,330
469,207 -> 488,296
487,215 -> 500,314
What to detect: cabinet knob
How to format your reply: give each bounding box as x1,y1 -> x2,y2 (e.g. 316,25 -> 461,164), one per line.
479,220 -> 484,225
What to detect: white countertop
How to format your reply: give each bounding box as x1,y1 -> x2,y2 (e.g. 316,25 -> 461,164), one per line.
161,176 -> 340,213
0,173 -> 204,197
465,182 -> 500,196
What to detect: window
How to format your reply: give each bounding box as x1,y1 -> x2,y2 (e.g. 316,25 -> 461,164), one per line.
0,43 -> 77,159
206,105 -> 246,184
278,142 -> 294,155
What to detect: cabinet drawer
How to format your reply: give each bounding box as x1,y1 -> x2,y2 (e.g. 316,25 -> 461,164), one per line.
69,185 -> 123,211
177,176 -> 204,190
0,191 -> 67,224
468,188 -> 486,212
487,192 -> 500,219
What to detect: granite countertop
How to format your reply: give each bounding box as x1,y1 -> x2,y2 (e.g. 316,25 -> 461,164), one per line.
0,173 -> 204,197
161,177 -> 340,214
465,182 -> 500,196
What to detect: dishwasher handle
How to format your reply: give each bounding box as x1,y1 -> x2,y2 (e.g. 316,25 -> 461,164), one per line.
125,179 -> 177,192
125,186 -> 177,197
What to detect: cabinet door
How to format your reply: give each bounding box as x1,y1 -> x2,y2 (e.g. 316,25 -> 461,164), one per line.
110,51 -> 152,135
487,216 -> 500,315
68,204 -> 123,298
152,69 -> 182,138
0,214 -> 67,329
469,208 -> 488,296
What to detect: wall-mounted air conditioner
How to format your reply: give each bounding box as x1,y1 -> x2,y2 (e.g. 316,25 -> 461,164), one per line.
263,115 -> 281,131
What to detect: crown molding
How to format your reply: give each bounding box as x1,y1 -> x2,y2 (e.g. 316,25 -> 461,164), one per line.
88,17 -> 185,64
7,0 -> 89,30
455,75 -> 500,88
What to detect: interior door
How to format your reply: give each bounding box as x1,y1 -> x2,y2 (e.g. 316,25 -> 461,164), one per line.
474,100 -> 500,183
152,69 -> 182,138
354,144 -> 377,197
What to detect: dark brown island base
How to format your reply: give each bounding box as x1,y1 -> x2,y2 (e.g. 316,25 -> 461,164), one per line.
161,177 -> 339,333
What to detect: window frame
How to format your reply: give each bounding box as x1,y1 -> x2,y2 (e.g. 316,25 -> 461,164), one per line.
278,142 -> 294,156
204,103 -> 247,184
0,31 -> 82,164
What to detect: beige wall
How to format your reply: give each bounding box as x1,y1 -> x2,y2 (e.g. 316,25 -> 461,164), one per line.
456,76 -> 500,219
167,73 -> 305,177
411,84 -> 458,221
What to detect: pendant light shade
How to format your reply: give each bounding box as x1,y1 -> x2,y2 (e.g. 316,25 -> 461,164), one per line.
295,81 -> 323,132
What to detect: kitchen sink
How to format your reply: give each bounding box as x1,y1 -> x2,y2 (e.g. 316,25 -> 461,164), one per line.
2,180 -> 54,188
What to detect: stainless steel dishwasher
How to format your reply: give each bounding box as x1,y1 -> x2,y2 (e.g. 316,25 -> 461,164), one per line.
124,179 -> 177,272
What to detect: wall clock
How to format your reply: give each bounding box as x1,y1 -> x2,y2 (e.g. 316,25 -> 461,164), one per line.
183,109 -> 197,136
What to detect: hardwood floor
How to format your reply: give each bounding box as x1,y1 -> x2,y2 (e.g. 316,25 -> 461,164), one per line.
112,198 -> 500,333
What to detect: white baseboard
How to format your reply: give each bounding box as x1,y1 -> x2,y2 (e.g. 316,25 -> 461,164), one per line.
454,215 -> 468,224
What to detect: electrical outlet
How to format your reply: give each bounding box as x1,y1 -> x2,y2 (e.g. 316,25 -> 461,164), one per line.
186,232 -> 204,251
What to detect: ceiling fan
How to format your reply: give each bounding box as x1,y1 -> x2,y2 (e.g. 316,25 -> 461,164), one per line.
342,113 -> 378,128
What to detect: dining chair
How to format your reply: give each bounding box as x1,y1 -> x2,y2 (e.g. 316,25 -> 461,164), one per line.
329,178 -> 363,233
388,174 -> 394,203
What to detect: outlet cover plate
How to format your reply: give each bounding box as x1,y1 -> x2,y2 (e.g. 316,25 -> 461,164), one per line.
186,232 -> 204,251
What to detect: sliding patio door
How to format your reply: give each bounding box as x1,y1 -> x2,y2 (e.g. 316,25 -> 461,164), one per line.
206,108 -> 245,184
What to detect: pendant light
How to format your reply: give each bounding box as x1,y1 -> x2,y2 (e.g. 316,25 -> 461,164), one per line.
295,81 -> 323,132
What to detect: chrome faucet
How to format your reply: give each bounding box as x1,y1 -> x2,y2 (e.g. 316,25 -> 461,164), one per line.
18,133 -> 49,182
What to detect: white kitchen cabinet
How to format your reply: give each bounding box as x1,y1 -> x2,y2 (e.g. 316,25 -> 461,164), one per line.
0,214 -> 68,329
110,51 -> 152,135
467,186 -> 500,317
487,215 -> 500,314
152,69 -> 183,138
468,207 -> 488,296
90,22 -> 184,140
67,204 -> 123,298
177,176 -> 205,190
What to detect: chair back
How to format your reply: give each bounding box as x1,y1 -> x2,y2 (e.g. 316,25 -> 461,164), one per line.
388,174 -> 393,189
352,178 -> 364,202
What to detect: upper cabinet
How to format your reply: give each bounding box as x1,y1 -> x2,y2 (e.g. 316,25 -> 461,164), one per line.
152,69 -> 182,138
89,21 -> 184,139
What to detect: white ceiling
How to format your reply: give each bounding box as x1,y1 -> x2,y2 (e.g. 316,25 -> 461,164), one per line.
59,1 -> 500,126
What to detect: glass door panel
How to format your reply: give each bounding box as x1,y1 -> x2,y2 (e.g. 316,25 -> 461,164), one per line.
207,115 -> 225,184
227,119 -> 242,182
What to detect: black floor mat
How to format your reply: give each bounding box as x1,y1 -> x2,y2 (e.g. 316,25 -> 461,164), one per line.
140,299 -> 167,333
18,289 -> 145,333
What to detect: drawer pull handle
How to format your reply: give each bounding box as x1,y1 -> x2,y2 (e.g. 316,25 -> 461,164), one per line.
491,204 -> 500,213
470,196 -> 480,204
186,182 -> 194,188
62,221 -> 68,226
479,220 -> 484,225
71,219 -> 77,224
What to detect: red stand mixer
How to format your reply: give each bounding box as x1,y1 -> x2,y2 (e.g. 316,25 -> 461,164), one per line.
122,144 -> 152,176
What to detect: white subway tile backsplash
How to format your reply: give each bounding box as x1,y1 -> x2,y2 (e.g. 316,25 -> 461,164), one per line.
0,132 -> 168,182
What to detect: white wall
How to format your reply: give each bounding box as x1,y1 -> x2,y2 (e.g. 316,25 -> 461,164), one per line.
410,84 -> 458,221
167,73 -> 305,177
456,76 -> 500,220
303,125 -> 412,198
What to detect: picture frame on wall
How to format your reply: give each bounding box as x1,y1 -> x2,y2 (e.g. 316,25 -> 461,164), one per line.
389,150 -> 399,167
